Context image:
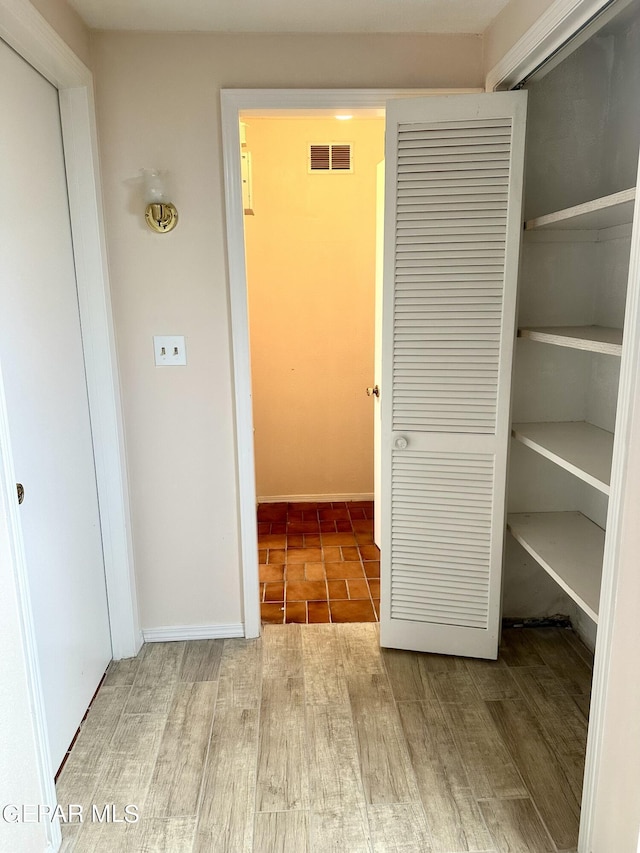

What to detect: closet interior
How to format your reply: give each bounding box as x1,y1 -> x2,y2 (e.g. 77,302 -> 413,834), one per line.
505,0 -> 640,649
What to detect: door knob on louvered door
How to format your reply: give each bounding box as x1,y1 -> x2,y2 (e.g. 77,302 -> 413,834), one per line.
394,436 -> 408,450
366,385 -> 380,397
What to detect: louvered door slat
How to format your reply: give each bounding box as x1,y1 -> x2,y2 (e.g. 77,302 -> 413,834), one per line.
380,92 -> 526,659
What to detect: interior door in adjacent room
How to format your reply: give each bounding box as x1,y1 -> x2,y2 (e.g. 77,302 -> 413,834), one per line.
379,92 -> 527,659
0,39 -> 112,771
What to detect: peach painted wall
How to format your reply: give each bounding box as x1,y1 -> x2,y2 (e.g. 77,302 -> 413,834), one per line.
245,118 -> 384,500
90,31 -> 483,630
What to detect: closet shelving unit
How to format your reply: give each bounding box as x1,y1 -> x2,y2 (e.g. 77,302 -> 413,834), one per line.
506,186 -> 637,624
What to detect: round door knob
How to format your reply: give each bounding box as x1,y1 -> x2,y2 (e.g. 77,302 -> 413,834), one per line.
394,436 -> 408,450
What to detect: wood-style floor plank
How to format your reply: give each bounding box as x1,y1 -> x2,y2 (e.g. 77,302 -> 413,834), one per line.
216,637 -> 262,709
561,629 -> 595,669
572,692 -> 591,721
465,659 -> 521,701
125,641 -> 185,714
367,803 -> 432,852
254,811 -> 310,853
310,808 -> 372,853
145,681 -> 218,818
524,629 -> 593,696
478,798 -> 555,853
103,657 -> 140,687
72,816 -> 197,853
91,713 -> 167,807
499,629 -> 546,667
256,677 -> 309,812
69,820 -> 130,852
302,624 -> 349,705
429,670 -> 480,704
381,648 -> 438,702
56,684 -> 131,814
487,698 -> 581,850
340,623 -> 385,676
194,706 -> 258,853
262,623 -> 303,678
124,683 -> 176,715
307,703 -> 367,812
134,642 -> 186,688
62,685 -> 130,775
512,666 -> 588,802
441,700 -> 527,800
58,824 -> 80,852
415,652 -> 468,672
128,816 -> 197,851
179,639 -> 224,682
398,700 -> 494,853
347,672 -> 419,805
513,666 -> 588,753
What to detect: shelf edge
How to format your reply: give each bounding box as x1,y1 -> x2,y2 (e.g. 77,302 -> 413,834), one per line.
507,516 -> 600,623
525,187 -> 636,231
518,327 -> 623,356
511,425 -> 611,495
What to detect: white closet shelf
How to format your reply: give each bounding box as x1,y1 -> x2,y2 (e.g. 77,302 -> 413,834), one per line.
525,187 -> 636,231
507,511 -> 603,622
518,325 -> 623,355
512,421 -> 613,494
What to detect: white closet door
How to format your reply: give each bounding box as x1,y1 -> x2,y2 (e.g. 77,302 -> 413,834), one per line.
380,93 -> 527,659
0,40 -> 112,768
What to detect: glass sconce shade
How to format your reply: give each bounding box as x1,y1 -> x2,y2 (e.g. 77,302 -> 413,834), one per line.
141,169 -> 178,233
141,168 -> 169,203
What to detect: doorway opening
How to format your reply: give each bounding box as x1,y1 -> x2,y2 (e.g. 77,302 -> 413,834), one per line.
241,113 -> 384,624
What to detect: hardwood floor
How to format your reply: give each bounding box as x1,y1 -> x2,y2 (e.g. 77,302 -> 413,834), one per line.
56,625 -> 591,852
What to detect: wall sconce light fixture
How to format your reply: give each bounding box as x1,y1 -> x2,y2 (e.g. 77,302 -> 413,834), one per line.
141,168 -> 178,233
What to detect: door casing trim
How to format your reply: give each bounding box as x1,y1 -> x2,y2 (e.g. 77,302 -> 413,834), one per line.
220,87 -> 479,639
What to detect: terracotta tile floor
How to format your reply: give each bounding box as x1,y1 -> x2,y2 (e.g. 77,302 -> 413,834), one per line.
258,500 -> 380,624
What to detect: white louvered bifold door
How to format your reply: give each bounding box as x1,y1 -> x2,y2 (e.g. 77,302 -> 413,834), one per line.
380,93 -> 527,659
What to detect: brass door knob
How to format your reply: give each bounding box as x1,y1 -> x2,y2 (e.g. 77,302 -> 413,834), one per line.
16,483 -> 24,505
366,385 -> 380,398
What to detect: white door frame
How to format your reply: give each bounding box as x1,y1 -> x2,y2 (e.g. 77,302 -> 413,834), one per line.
486,2 -> 640,850
0,2 -> 140,844
220,87 -> 480,639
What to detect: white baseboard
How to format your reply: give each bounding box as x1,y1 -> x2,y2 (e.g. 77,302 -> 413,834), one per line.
141,623 -> 245,642
257,492 -> 374,504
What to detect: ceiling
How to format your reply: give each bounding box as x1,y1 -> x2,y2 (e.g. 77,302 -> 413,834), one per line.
67,0 -> 511,34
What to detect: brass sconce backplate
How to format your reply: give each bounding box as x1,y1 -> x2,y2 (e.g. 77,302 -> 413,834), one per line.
145,202 -> 178,233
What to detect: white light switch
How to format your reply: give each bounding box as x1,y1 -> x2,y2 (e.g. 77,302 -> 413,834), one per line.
153,335 -> 187,366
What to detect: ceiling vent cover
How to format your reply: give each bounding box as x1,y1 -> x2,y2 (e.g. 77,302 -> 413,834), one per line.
309,143 -> 352,172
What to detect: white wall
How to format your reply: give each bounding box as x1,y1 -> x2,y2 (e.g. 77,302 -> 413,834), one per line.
483,0 -> 556,77
90,31 -> 484,632
28,0 -> 91,66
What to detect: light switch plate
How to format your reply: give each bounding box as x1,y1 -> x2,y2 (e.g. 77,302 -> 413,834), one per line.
153,335 -> 187,366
